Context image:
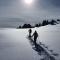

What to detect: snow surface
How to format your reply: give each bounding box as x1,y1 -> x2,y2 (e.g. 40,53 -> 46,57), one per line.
0,24 -> 60,60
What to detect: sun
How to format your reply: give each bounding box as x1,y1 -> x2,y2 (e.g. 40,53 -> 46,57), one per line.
24,0 -> 33,5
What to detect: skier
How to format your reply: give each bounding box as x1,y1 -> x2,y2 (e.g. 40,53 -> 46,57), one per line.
28,29 -> 32,37
32,31 -> 38,44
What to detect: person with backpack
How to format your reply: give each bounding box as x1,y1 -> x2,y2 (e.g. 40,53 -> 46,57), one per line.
32,30 -> 38,44
28,29 -> 32,37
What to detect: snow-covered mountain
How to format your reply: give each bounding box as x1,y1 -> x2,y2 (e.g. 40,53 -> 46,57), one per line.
0,24 -> 60,60
0,17 -> 60,28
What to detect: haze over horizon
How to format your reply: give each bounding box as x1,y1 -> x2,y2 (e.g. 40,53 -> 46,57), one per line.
0,0 -> 60,28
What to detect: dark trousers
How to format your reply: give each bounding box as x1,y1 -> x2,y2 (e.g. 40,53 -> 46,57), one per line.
34,37 -> 37,44
29,33 -> 31,37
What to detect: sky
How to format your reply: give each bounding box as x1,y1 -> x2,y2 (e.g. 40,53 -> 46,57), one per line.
0,0 -> 60,27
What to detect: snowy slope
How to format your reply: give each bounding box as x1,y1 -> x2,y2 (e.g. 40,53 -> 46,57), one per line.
0,24 -> 60,60
36,24 -> 60,60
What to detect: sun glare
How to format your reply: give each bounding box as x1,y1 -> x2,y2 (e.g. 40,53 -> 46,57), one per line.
24,0 -> 33,5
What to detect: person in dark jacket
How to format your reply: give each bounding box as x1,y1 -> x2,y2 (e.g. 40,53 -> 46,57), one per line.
32,31 -> 38,44
28,29 -> 32,37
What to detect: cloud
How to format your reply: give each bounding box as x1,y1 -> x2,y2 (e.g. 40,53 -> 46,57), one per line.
0,0 -> 60,28
0,18 -> 25,28
49,0 -> 60,7
40,0 -> 60,8
0,0 -> 18,7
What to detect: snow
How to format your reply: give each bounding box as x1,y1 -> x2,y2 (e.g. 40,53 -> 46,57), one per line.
0,24 -> 60,60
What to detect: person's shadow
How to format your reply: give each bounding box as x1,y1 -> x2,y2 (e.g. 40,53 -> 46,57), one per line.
27,37 -> 59,60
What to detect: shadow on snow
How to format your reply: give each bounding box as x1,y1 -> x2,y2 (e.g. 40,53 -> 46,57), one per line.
27,36 -> 59,60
